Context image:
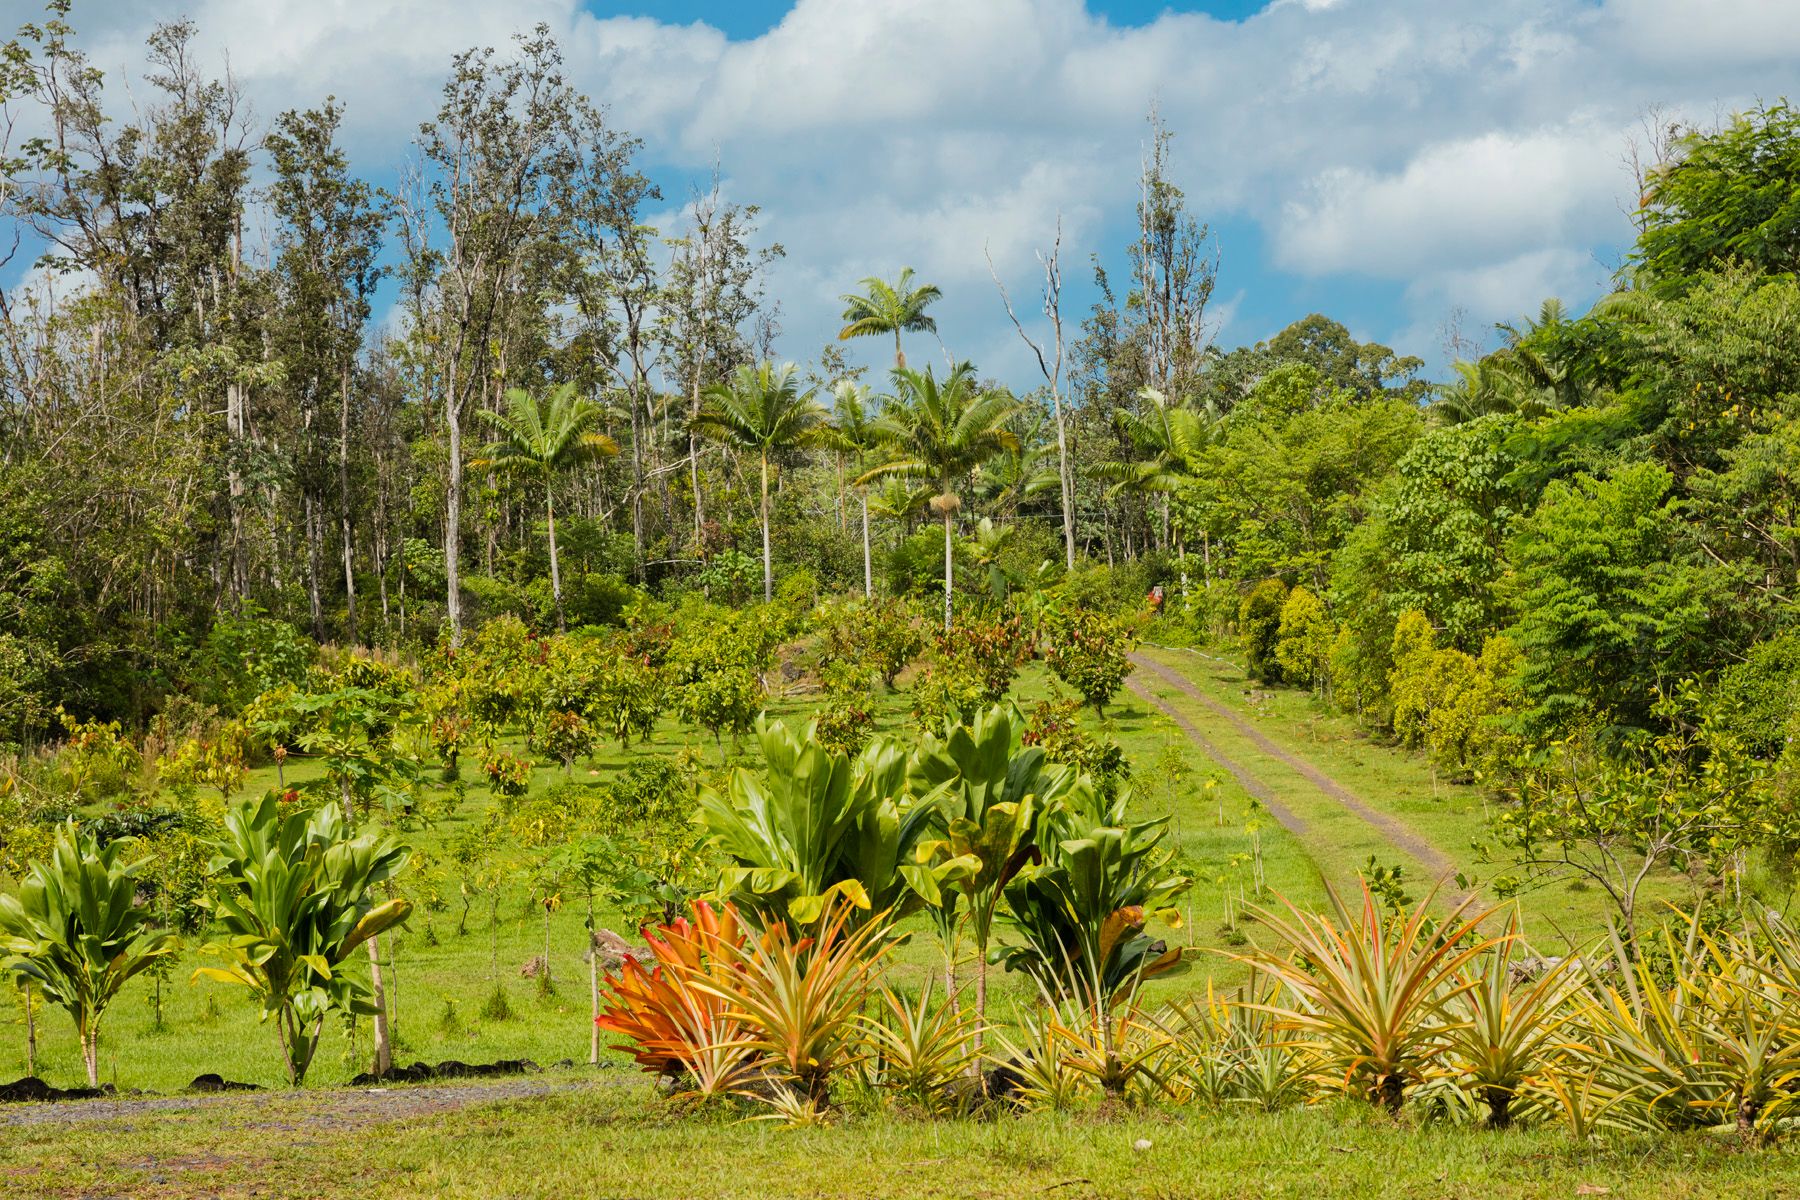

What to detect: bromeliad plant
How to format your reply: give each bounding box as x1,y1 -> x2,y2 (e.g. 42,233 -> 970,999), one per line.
860,979 -> 985,1114
1446,922 -> 1578,1129
0,824 -> 179,1086
700,897 -> 895,1108
699,716 -> 963,928
1235,882 -> 1503,1113
1564,908 -> 1800,1139
193,793 -> 413,1086
594,900 -> 756,1097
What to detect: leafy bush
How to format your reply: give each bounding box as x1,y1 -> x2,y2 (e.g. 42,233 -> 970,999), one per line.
699,717 -> 953,926
999,781 -> 1189,1005
535,709 -> 594,773
1022,696 -> 1130,799
1274,585 -> 1335,693
1238,579 -> 1289,683
194,794 -> 413,1085
0,824 -> 179,1085
1044,609 -> 1138,718
190,613 -> 316,715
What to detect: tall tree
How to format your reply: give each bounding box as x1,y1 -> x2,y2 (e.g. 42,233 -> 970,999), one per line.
472,383 -> 618,631
399,25 -> 585,644
693,362 -> 825,603
659,177 -> 783,562
838,267 -> 942,371
862,364 -> 1021,630
266,99 -> 386,642
819,381 -> 884,597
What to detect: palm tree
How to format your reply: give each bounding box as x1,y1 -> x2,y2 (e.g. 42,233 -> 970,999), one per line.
977,411 -> 1062,519
1094,388 -> 1219,596
473,383 -> 618,632
818,381 -> 885,597
861,363 -> 1021,630
838,267 -> 942,371
693,362 -> 826,603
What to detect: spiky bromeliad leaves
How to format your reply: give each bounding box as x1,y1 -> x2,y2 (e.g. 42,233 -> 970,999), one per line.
1234,882 -> 1503,1113
698,896 -> 896,1108
193,793 -> 413,1085
698,715 -> 968,928
594,900 -> 756,1097
0,824 -> 179,1086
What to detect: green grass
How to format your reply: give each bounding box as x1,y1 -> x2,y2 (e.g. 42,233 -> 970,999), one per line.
2,1080 -> 1792,1199
3,661 -> 1317,1093
1133,642 -> 1689,944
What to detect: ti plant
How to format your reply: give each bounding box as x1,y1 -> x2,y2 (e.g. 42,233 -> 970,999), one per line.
193,793 -> 413,1086
1235,882 -> 1502,1112
0,824 -> 179,1085
699,716 -> 963,927
906,705 -> 1078,1028
998,780 -> 1189,1009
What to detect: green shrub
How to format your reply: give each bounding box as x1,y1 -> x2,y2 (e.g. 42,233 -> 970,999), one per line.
191,612 -> 315,715
1275,586 -> 1336,693
1239,579 -> 1289,683
1716,631 -> 1800,757
1044,610 -> 1139,719
1022,696 -> 1131,799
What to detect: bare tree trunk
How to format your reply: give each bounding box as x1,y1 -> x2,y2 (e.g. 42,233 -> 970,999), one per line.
942,508 -> 954,631
24,982 -> 35,1078
444,352 -> 464,646
547,490 -> 565,632
366,936 -> 391,1077
339,363 -> 358,644
81,1026 -> 98,1087
304,494 -> 324,639
760,452 -> 773,603
861,493 -> 873,598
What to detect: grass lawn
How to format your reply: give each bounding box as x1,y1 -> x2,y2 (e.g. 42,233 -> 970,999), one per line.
3,661 -> 1318,1093
1133,641 -> 1690,946
2,1079 -> 1793,1199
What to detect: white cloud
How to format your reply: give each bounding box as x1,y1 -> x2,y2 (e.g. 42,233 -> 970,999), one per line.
1274,122 -> 1625,278
23,0 -> 1800,380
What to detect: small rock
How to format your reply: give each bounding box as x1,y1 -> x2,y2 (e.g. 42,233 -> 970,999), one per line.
1132,1139 -> 1152,1153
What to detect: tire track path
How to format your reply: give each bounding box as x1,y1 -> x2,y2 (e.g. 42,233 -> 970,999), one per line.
1128,651 -> 1463,894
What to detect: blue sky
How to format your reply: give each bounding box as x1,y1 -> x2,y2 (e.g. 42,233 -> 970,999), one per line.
18,0 -> 1800,390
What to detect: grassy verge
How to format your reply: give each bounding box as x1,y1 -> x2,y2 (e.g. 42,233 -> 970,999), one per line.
1,1080 -> 1790,1200
1134,643 -> 1687,944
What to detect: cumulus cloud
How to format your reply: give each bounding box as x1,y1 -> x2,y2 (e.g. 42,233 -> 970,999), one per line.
25,0 -> 1800,380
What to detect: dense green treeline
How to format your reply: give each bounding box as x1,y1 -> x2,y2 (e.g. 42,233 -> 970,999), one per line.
2,3 -> 1799,867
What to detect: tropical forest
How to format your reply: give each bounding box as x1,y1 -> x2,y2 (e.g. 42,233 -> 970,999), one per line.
2,3 -> 1800,1198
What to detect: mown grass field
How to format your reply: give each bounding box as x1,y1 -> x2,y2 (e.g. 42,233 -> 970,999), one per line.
3,1079 -> 1793,1200
4,655 -> 1325,1094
